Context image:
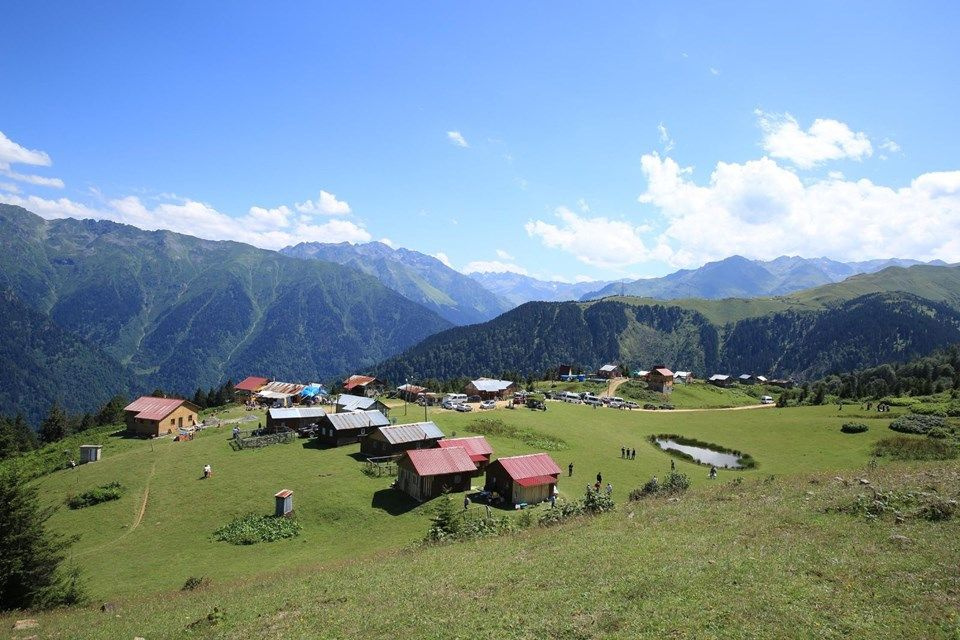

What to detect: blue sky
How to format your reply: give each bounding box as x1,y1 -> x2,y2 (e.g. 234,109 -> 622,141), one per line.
2,1 -> 959,281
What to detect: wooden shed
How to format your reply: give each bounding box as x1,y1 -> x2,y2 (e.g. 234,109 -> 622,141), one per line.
123,397 -> 200,437
316,410 -> 390,446
709,374 -> 732,388
266,406 -> 327,433
596,364 -> 622,379
396,447 -> 476,502
485,453 -> 561,506
335,394 -> 391,416
437,436 -> 493,476
343,375 -> 387,397
360,422 -> 445,458
647,366 -> 675,394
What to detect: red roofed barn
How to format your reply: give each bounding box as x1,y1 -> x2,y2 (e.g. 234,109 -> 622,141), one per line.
123,396 -> 200,437
437,436 -> 493,475
485,453 -> 561,506
396,447 -> 476,501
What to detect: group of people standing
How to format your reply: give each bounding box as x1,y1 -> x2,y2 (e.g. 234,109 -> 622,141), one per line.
620,446 -> 636,459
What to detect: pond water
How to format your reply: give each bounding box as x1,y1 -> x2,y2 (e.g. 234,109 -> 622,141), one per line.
654,438 -> 744,469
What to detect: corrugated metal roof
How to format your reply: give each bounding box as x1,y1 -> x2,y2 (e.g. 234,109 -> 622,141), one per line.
327,410 -> 389,431
257,381 -> 306,398
469,378 -> 515,393
515,474 -> 557,487
378,421 -> 444,444
438,436 -> 493,462
405,447 -> 476,476
123,396 -> 193,421
599,364 -> 618,372
343,375 -> 378,390
710,374 -> 730,381
268,407 -> 327,420
495,453 -> 561,480
336,394 -> 378,411
652,367 -> 674,377
397,383 -> 426,394
739,374 -> 753,380
674,371 -> 692,378
235,376 -> 270,392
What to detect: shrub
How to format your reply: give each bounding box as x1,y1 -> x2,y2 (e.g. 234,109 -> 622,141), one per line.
873,436 -> 958,461
213,514 -> 301,545
583,488 -> 616,513
917,498 -> 957,521
537,499 -> 585,527
840,422 -> 869,434
181,576 -> 211,591
909,403 -> 947,417
630,471 -> 690,500
66,482 -> 124,509
888,414 -> 946,435
927,427 -> 951,440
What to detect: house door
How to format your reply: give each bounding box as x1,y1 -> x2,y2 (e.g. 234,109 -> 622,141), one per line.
178,417 -> 183,428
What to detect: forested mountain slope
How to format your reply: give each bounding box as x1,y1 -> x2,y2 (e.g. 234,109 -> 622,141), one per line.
0,205 -> 451,417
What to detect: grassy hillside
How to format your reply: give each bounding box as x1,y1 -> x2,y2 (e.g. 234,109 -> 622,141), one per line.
4,401 -> 958,637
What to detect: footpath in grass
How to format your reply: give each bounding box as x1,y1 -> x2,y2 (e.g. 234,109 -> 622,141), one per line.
25,402 -> 900,601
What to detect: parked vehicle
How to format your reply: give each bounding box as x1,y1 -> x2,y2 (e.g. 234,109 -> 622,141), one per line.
441,400 -> 457,410
479,400 -> 496,409
623,401 -> 640,409
443,393 -> 468,405
643,403 -> 658,410
760,395 -> 774,405
467,395 -> 481,403
608,400 -> 623,409
559,391 -> 581,403
454,403 -> 473,412
584,397 -> 602,406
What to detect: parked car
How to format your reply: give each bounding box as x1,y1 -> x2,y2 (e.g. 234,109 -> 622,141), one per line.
479,400 -> 496,410
441,400 -> 457,410
660,404 -> 675,410
623,401 -> 640,409
467,395 -> 481,403
454,403 -> 473,412
608,400 -> 623,409
643,403 -> 658,410
584,397 -> 602,406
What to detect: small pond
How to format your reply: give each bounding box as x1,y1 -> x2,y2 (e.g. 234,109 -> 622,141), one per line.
654,438 -> 744,469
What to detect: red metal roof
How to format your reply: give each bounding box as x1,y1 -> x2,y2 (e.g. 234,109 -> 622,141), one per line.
344,375 -> 378,390
438,436 -> 493,462
515,474 -> 557,488
494,453 -> 561,481
405,447 -> 476,477
652,367 -> 674,377
235,376 -> 270,392
123,396 -> 194,421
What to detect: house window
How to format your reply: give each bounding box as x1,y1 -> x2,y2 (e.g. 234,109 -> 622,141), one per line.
170,418 -> 175,425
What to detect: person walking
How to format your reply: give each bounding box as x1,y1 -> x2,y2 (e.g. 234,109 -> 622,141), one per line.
621,446 -> 625,458
203,463 -> 212,479
630,448 -> 636,460
605,482 -> 613,496
670,458 -> 675,471
568,462 -> 574,477
596,472 -> 602,485
709,466 -> 717,479
463,496 -> 471,511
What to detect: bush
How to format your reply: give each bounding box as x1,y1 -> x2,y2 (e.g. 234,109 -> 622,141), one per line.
66,482 -> 124,509
583,488 -> 616,513
928,427 -> 951,440
873,436 -> 958,461
537,499 -> 585,527
840,422 -> 869,434
181,576 -> 211,591
630,471 -> 690,500
213,514 -> 301,545
888,414 -> 947,435
909,403 -> 947,417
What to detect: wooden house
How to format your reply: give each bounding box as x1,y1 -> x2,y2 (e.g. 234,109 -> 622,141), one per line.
123,396 -> 200,437
359,421 -> 445,458
709,374 -> 732,388
342,375 -> 387,397
647,366 -> 675,394
437,436 -> 493,476
596,364 -> 622,379
673,371 -> 694,383
485,453 -> 561,506
335,394 -> 390,416
397,383 -> 427,402
738,374 -> 756,385
465,378 -> 516,400
396,447 -> 476,501
316,410 -> 390,446
234,376 -> 269,398
266,406 -> 327,433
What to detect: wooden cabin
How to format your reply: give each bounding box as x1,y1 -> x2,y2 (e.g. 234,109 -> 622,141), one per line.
335,394 -> 390,416
234,376 -> 269,399
396,447 -> 476,501
709,374 -> 732,388
360,422 -> 444,458
123,397 -> 200,438
465,378 -> 516,400
647,366 -> 675,394
397,383 -> 427,402
437,436 -> 493,476
266,406 -> 327,433
342,375 -> 387,397
596,364 -> 622,379
316,410 -> 389,446
485,453 -> 561,506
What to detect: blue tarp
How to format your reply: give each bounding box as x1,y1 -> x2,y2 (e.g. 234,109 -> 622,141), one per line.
300,384 -> 327,398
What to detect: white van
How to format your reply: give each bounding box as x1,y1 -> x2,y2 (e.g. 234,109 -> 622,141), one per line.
443,393 -> 468,405
760,395 -> 774,405
559,391 -> 581,403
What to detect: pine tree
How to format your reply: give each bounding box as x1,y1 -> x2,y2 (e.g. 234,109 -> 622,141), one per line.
95,394 -> 128,426
0,469 -> 85,610
39,402 -> 69,444
192,388 -> 207,409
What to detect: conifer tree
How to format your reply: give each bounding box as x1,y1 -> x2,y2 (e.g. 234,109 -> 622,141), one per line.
39,402 -> 69,444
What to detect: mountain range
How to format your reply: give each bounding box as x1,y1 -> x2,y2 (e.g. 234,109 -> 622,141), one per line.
0,204 -> 451,422
376,264 -> 960,383
281,241 -> 511,325
468,271 -> 615,306
583,255 -> 949,301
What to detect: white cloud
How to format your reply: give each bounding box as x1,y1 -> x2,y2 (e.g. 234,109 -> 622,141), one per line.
0,131 -> 63,189
295,189 -> 352,215
0,192 -> 372,250
433,252 -> 453,268
380,237 -> 395,248
515,177 -> 528,190
880,139 -> 901,153
462,260 -> 529,276
525,206 -> 665,269
637,151 -> 960,266
495,249 -> 514,260
756,110 -> 873,168
709,67 -> 720,76
657,122 -> 675,152
446,131 -> 469,148
577,198 -> 590,213
0,182 -> 20,193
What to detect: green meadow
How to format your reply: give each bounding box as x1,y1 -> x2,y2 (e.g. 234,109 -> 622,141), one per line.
5,401 -> 958,638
